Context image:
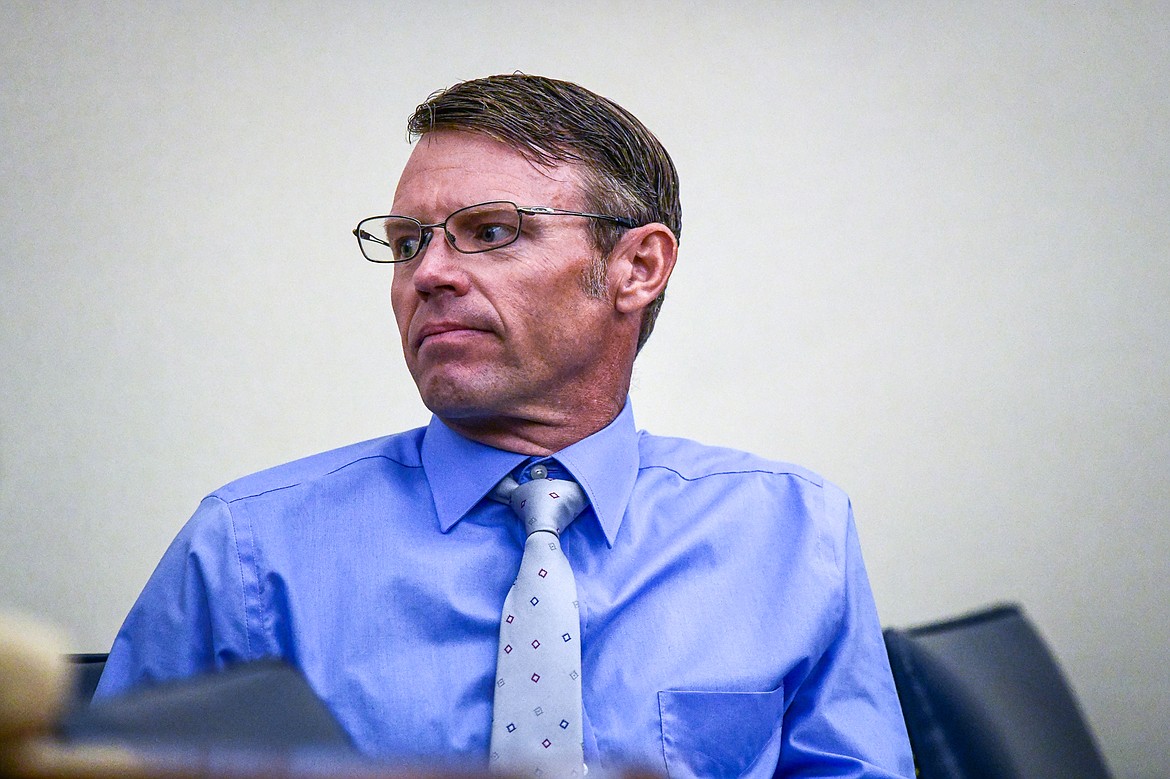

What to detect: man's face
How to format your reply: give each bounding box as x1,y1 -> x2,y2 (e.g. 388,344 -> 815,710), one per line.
389,130 -> 627,438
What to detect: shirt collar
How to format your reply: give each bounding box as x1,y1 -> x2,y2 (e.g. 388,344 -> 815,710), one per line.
421,399 -> 639,547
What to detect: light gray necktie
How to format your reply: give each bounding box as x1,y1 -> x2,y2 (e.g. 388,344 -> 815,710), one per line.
489,464 -> 588,777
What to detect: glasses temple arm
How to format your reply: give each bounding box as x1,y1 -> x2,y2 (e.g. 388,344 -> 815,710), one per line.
354,228 -> 393,248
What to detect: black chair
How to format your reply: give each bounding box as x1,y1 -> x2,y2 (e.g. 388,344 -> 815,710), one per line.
67,652 -> 108,706
883,603 -> 1111,779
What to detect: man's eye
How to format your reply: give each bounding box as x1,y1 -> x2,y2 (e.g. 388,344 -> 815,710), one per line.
473,222 -> 516,245
394,236 -> 419,258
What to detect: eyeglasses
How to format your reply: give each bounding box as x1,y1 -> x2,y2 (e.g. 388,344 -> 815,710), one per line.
353,200 -> 637,263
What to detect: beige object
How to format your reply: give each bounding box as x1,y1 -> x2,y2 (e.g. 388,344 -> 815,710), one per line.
0,612 -> 71,740
0,613 -> 144,777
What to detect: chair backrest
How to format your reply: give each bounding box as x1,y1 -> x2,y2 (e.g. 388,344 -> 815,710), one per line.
883,604 -> 1111,779
67,653 -> 108,706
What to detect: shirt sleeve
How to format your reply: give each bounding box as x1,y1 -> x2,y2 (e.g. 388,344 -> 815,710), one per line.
93,496 -> 257,699
778,497 -> 916,778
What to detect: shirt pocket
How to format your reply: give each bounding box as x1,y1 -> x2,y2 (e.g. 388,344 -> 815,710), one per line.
657,685 -> 785,779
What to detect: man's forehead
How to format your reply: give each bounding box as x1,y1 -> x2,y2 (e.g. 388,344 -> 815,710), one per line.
391,130 -> 584,214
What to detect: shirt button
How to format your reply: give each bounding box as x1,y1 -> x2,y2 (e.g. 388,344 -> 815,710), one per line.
530,464 -> 548,480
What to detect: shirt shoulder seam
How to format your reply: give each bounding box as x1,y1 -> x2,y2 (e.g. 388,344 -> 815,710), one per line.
217,453 -> 423,504
637,463 -> 823,488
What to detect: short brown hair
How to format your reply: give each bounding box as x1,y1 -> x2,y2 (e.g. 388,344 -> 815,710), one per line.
407,74 -> 681,352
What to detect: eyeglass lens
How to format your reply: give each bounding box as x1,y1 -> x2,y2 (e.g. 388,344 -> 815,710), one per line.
359,202 -> 523,262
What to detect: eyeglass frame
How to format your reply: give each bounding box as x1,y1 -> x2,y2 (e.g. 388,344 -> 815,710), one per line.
353,200 -> 639,264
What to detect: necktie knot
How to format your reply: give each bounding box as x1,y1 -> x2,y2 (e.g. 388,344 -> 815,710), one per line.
493,470 -> 588,537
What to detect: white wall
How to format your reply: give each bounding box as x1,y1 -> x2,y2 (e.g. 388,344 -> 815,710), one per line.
2,3 -> 1167,775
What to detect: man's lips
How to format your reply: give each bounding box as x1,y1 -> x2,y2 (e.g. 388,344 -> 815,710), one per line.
412,321 -> 493,351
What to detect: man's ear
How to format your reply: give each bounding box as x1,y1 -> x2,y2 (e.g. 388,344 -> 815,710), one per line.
609,223 -> 678,315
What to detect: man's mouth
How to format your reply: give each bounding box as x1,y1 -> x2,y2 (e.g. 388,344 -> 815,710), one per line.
413,321 -> 492,351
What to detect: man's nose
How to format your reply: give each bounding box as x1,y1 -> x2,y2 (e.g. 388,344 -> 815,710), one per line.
408,228 -> 470,296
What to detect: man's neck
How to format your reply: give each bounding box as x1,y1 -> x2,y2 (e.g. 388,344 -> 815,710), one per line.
438,394 -> 625,455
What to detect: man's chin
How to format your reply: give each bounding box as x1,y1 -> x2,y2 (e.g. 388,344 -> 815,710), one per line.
414,374 -> 505,421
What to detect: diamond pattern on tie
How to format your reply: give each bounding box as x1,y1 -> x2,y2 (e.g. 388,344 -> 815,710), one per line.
489,470 -> 588,777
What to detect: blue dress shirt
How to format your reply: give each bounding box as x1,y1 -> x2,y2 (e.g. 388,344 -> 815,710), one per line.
97,402 -> 914,777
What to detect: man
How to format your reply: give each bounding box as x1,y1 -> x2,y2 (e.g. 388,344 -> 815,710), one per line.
97,74 -> 914,777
